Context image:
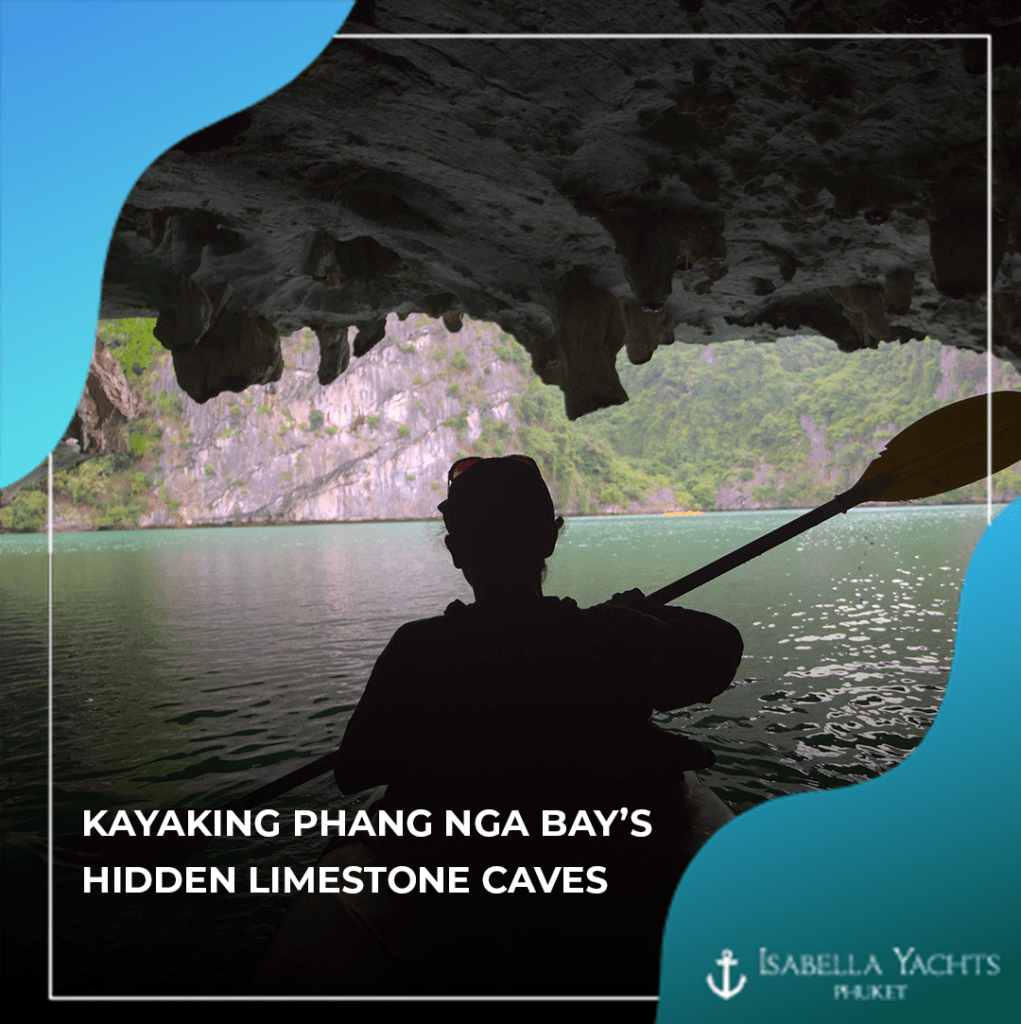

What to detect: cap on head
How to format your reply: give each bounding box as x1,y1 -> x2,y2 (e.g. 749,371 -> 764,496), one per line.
438,455 -> 555,557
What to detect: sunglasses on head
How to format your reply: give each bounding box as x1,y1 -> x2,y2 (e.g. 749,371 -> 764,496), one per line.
447,454 -> 540,487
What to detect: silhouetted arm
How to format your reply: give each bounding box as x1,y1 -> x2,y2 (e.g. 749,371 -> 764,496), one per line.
648,605 -> 743,708
609,590 -> 744,710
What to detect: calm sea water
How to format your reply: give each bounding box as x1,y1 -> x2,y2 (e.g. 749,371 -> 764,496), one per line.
0,506 -> 996,993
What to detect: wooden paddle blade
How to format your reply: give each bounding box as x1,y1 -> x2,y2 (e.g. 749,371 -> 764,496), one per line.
853,392 -> 1021,502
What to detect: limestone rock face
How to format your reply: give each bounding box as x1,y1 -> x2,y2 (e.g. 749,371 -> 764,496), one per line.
69,340 -> 139,455
140,316 -> 537,527
0,340 -> 138,504
100,1 -> 1021,418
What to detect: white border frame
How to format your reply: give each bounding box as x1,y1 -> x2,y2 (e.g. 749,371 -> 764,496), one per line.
49,29 -> 995,999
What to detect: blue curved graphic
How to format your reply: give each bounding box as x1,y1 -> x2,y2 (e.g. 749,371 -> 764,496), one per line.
0,1 -> 353,487
658,498 -> 1020,1022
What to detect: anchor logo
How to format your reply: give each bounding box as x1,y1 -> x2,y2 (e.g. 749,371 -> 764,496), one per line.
706,948 -> 747,1000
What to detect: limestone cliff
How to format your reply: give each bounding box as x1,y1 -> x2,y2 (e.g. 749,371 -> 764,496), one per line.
128,319 -> 1021,527
5,314 -> 1016,533
141,316 -> 536,526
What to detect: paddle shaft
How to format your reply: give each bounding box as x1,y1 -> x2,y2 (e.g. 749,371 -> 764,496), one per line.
225,750 -> 338,811
648,488 -> 864,606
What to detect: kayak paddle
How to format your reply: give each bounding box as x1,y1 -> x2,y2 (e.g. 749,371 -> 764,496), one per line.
48,391 -> 1021,866
649,391 -> 1021,604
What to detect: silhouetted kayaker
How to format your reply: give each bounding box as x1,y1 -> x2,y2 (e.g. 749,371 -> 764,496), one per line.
334,454 -> 743,812
259,455 -> 743,994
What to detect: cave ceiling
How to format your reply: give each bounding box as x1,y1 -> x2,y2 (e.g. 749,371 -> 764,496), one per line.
99,0 -> 1021,417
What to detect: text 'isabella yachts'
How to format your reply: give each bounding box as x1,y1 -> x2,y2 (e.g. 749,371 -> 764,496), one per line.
83,864 -> 610,894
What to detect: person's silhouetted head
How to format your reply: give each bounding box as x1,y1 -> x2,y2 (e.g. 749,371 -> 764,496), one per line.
438,455 -> 564,600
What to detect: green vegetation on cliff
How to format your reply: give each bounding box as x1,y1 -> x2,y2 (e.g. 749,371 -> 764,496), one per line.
97,318 -> 164,382
469,334 -> 669,514
476,332 -> 1021,513
577,335 -> 1021,509
1,451 -> 157,533
0,320 -> 165,532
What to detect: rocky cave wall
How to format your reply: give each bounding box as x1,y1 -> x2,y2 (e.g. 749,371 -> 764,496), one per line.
100,1 -> 1021,423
